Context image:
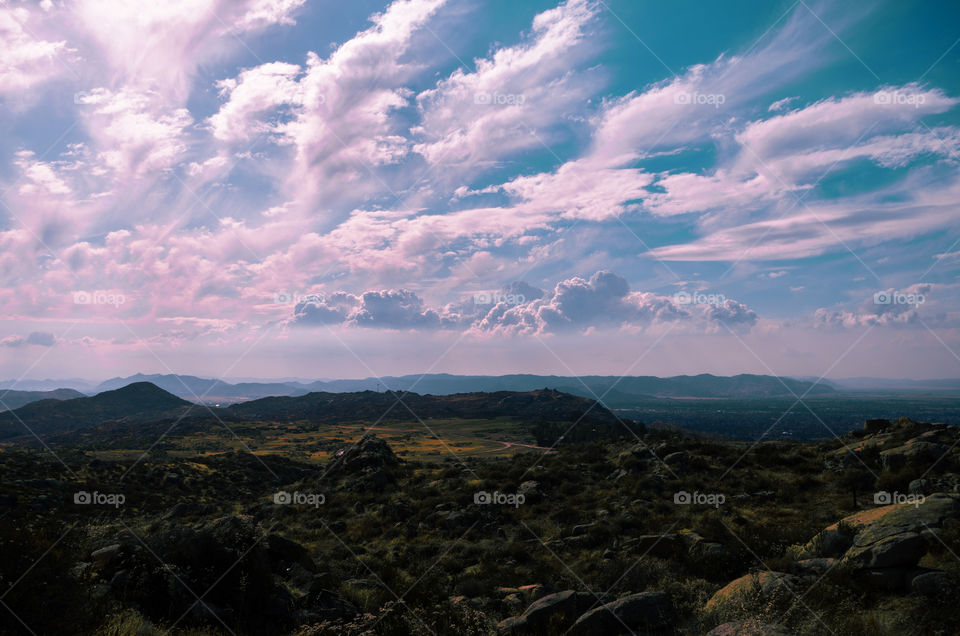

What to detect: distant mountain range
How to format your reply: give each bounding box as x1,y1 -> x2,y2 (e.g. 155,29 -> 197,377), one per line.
82,372 -> 841,404
0,388 -> 86,411
0,382 -> 626,444
0,374 -> 957,412
0,383 -> 193,440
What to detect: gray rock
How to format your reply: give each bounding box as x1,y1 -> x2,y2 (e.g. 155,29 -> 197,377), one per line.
843,531 -> 926,568
911,570 -> 951,597
90,544 -> 122,570
497,590 -> 596,634
707,620 -> 793,635
569,591 -> 673,635
705,572 -> 797,616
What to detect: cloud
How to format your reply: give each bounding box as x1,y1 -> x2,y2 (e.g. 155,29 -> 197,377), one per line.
77,87 -> 194,179
0,7 -> 71,95
289,270 -> 758,335
413,0 -> 601,177
208,62 -> 303,142
1,331 -> 57,347
209,0 -> 448,212
291,289 -> 443,330
234,0 -> 307,32
812,283 -> 952,329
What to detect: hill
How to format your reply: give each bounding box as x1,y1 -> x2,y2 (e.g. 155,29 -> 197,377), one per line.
0,388 -> 86,411
225,387 -> 621,425
0,382 -> 192,441
89,372 -> 837,403
93,373 -> 306,401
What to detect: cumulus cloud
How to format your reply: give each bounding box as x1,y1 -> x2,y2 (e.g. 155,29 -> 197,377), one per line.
290,271 -> 757,335
0,7 -> 71,95
77,87 -> 194,179
234,0 -> 307,32
414,0 -> 601,177
291,289 -> 444,329
813,283 -> 948,329
209,0 -> 448,212
1,331 -> 57,347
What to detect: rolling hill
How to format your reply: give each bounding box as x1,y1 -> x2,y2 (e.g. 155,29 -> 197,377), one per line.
0,388 -> 86,411
0,382 -> 193,441
87,372 -> 837,403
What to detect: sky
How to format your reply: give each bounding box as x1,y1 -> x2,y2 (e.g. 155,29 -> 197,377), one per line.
1,0 -> 959,381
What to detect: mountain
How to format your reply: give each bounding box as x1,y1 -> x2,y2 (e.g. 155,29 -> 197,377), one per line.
88,372 -> 837,403
0,382 -> 192,441
0,378 -> 97,392
93,374 -> 307,401
299,373 -> 837,402
827,377 -> 960,392
0,388 -> 86,411
226,387 -> 623,426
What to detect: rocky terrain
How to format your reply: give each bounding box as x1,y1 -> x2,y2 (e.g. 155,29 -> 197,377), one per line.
1,403 -> 960,634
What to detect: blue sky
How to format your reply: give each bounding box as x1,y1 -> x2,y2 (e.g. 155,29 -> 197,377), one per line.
0,0 -> 959,380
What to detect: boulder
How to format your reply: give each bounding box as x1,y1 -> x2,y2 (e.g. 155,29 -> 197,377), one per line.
497,590 -> 596,634
840,494 -> 960,569
705,572 -> 797,616
90,544 -> 122,570
880,441 -> 949,471
706,620 -> 792,635
327,434 -> 400,475
569,591 -> 673,635
910,570 -> 952,597
858,566 -> 932,591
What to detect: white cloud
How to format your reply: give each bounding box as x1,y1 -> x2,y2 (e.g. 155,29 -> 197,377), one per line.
0,7 -> 70,94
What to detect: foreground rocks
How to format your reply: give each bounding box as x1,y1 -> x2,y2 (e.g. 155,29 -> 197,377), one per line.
498,589 -> 673,635
704,572 -> 798,616
797,493 -> 960,590
81,515 -> 357,630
